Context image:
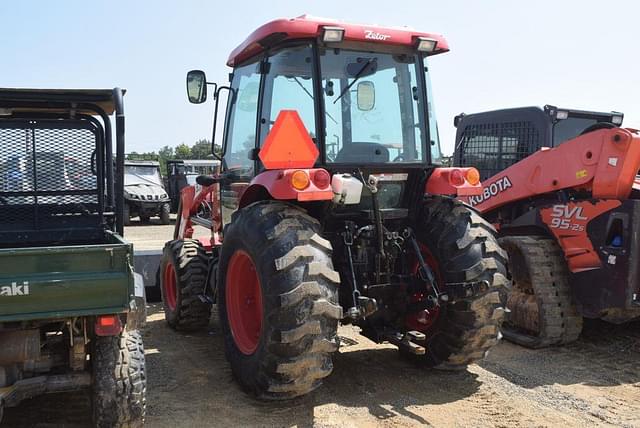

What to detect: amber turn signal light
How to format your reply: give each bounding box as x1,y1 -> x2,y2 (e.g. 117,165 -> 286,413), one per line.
465,168 -> 481,186
291,170 -> 311,190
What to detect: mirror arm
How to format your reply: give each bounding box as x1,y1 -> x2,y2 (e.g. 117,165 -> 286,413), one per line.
207,82 -> 218,99
211,86 -> 232,161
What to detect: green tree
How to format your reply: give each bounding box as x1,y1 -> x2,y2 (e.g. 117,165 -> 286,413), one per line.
174,143 -> 191,159
190,139 -> 211,159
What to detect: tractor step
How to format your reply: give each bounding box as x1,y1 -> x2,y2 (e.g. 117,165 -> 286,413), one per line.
385,331 -> 426,355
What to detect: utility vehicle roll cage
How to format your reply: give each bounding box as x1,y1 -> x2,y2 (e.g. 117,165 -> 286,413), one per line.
0,88 -> 126,240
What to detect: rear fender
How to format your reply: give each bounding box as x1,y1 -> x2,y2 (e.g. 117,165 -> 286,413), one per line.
425,167 -> 482,197
238,169 -> 333,209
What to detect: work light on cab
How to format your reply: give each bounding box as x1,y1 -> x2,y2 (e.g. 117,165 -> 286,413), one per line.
322,26 -> 345,42
416,37 -> 438,53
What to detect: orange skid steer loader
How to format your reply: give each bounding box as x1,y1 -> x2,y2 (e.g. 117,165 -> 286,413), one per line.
454,105 -> 640,347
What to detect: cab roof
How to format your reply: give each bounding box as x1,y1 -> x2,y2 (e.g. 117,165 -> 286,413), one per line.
0,88 -> 125,115
227,15 -> 449,66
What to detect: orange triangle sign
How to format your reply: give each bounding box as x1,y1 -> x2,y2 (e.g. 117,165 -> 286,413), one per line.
259,110 -> 319,170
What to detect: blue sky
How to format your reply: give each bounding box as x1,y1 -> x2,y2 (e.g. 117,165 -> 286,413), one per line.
1,0 -> 638,155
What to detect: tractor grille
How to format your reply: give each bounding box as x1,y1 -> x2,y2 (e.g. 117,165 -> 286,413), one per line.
0,119 -> 102,237
456,121 -> 540,180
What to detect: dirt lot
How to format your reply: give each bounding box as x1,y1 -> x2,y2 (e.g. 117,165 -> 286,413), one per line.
3,222 -> 640,427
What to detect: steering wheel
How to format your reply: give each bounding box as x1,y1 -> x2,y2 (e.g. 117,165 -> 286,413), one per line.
579,122 -> 617,136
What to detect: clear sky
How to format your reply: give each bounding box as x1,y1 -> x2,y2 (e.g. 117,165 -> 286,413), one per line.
1,0 -> 638,156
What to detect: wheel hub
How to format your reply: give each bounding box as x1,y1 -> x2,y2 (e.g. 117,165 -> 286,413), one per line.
226,250 -> 263,355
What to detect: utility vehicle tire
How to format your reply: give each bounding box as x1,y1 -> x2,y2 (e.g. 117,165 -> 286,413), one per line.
218,201 -> 341,400
160,203 -> 171,224
499,236 -> 583,348
160,239 -> 212,331
415,197 -> 509,368
92,329 -> 146,428
123,203 -> 131,226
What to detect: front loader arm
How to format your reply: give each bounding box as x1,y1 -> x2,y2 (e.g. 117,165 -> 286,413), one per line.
461,128 -> 640,213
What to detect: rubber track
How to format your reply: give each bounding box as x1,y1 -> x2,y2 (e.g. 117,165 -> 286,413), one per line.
500,236 -> 583,348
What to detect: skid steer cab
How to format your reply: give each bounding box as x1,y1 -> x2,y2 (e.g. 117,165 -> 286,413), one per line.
160,15 -> 507,400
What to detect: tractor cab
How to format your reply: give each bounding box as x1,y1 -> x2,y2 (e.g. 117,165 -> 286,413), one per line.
185,16 -> 469,228
453,105 -> 624,180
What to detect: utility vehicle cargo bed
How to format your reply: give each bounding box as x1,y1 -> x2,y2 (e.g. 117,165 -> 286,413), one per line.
0,232 -> 133,322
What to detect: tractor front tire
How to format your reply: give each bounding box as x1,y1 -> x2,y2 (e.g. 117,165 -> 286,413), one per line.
218,201 -> 341,400
160,239 -> 212,331
416,197 -> 509,368
499,236 -> 583,348
92,330 -> 146,428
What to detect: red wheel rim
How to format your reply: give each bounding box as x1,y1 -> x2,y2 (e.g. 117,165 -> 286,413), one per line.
406,243 -> 442,332
163,262 -> 178,311
226,250 -> 263,355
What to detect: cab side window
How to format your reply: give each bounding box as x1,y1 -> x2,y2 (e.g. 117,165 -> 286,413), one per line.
223,62 -> 261,178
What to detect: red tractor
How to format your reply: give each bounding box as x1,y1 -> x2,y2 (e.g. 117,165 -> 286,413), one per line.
160,15 -> 507,399
453,105 -> 640,347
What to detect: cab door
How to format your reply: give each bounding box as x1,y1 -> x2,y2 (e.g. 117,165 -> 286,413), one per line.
219,61 -> 262,227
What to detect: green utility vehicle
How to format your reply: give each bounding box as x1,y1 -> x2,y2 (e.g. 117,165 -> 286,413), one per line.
0,88 -> 146,426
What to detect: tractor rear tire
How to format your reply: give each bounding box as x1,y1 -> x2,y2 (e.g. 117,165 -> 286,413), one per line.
499,236 -> 583,348
160,239 -> 212,331
415,197 -> 509,368
92,329 -> 146,428
218,201 -> 341,400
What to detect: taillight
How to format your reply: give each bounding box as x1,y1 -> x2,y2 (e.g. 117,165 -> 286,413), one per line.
465,168 -> 481,186
449,169 -> 465,186
95,315 -> 123,336
312,169 -> 331,188
290,170 -> 310,190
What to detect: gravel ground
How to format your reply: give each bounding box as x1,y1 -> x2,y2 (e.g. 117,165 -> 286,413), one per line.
2,223 -> 640,427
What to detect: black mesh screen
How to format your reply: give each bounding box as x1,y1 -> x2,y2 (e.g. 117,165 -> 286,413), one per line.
457,121 -> 540,180
0,119 -> 103,240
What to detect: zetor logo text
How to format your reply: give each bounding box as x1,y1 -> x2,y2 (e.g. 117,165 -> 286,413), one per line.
364,30 -> 391,41
0,281 -> 30,296
468,176 -> 512,207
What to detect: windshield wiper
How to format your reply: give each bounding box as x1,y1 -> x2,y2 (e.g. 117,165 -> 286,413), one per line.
290,77 -> 338,125
333,58 -> 376,104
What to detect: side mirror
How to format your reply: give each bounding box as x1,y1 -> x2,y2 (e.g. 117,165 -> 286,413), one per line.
186,70 -> 207,104
357,81 -> 375,111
